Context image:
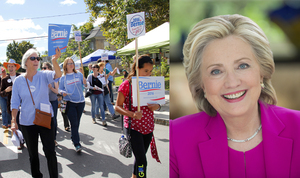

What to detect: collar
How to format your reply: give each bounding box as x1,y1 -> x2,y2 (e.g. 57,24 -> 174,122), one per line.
198,101 -> 293,177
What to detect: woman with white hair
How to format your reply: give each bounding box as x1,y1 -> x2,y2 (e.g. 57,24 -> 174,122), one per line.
11,47 -> 61,178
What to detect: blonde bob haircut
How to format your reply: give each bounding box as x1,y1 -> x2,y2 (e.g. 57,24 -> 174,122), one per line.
62,57 -> 77,75
183,14 -> 277,116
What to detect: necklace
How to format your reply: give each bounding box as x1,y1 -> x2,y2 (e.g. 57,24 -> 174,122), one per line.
227,124 -> 262,143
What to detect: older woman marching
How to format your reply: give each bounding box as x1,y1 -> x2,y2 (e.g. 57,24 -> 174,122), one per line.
170,14 -> 300,177
59,57 -> 86,152
11,47 -> 61,178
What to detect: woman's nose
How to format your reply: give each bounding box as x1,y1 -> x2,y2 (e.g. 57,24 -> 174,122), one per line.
224,71 -> 241,89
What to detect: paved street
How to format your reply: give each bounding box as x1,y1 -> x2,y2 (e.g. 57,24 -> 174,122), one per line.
0,102 -> 169,178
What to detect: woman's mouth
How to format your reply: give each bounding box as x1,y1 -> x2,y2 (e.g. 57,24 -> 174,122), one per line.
223,90 -> 246,100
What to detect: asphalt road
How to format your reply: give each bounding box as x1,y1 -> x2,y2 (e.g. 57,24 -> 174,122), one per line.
0,104 -> 169,178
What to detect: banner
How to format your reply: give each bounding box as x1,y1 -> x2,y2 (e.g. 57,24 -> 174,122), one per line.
132,76 -> 165,106
126,12 -> 146,39
74,31 -> 82,42
48,24 -> 71,56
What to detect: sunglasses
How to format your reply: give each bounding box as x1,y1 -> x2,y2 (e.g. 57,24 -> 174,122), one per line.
92,66 -> 99,68
42,67 -> 48,70
29,57 -> 41,61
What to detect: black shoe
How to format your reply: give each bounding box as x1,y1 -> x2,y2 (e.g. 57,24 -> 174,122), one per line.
65,127 -> 70,132
112,114 -> 120,120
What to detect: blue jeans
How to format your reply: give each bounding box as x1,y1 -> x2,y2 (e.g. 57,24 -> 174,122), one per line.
90,94 -> 105,121
103,93 -> 115,116
0,96 -> 11,126
50,100 -> 58,140
66,101 -> 85,147
108,80 -> 113,103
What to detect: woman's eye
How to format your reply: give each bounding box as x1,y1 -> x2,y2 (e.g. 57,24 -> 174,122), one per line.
211,69 -> 221,75
239,63 -> 249,69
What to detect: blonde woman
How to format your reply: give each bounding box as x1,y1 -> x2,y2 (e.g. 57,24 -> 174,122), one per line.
170,14 -> 300,177
58,57 -> 86,153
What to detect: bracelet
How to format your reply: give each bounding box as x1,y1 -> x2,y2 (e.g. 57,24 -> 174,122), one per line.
156,104 -> 161,111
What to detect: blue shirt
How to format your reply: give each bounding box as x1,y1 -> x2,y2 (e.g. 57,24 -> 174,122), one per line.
49,82 -> 58,101
106,63 -> 113,81
11,71 -> 59,126
59,72 -> 85,103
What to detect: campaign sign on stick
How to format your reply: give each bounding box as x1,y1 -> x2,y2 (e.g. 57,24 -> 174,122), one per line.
126,12 -> 146,39
101,53 -> 108,61
74,31 -> 82,42
48,24 -> 71,56
132,76 -> 165,106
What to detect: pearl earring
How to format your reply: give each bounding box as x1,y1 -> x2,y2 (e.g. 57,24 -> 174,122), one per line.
204,93 -> 206,98
261,82 -> 265,89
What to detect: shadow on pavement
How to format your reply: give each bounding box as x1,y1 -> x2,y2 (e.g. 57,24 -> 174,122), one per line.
56,144 -> 133,177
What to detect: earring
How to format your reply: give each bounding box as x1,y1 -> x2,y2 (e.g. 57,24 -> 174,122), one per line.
204,93 -> 206,98
261,82 -> 265,89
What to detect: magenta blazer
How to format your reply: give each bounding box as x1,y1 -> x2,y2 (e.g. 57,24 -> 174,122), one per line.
170,101 -> 300,178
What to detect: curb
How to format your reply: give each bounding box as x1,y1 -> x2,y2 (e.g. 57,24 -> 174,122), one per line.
84,97 -> 169,126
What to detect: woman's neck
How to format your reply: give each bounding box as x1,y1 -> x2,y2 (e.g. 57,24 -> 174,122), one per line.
26,69 -> 37,81
222,103 -> 261,140
93,71 -> 99,77
66,69 -> 73,74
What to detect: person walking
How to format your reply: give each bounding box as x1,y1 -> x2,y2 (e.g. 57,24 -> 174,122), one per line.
0,60 -> 20,129
0,67 -> 7,128
115,55 -> 161,178
11,47 -> 61,178
59,57 -> 86,152
42,62 -> 59,146
87,63 -> 119,126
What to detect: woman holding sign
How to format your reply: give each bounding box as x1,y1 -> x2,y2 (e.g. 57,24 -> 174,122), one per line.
11,47 -> 61,178
115,55 -> 161,178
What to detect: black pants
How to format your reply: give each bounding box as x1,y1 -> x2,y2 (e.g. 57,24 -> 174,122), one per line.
125,128 -> 153,178
61,111 -> 70,128
21,119 -> 58,178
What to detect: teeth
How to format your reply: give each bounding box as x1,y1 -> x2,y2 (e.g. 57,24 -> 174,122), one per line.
223,91 -> 245,99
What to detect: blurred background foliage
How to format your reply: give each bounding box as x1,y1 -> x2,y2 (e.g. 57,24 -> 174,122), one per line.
170,0 -> 299,63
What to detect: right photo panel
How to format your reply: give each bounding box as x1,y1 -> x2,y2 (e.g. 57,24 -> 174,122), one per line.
170,0 -> 300,177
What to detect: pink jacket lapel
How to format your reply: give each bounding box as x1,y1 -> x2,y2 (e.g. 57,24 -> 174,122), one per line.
197,102 -> 293,178
260,102 -> 293,177
198,113 -> 229,178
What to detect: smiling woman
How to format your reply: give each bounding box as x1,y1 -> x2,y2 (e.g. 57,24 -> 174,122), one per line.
169,14 -> 300,178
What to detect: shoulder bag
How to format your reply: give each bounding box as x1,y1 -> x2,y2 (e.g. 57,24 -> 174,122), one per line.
25,76 -> 52,129
119,80 -> 132,158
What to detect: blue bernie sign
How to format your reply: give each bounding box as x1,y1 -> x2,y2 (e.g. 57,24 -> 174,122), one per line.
48,24 -> 71,56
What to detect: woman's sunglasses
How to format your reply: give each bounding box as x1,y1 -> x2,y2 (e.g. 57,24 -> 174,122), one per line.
92,66 -> 99,68
29,57 -> 41,61
42,67 -> 48,70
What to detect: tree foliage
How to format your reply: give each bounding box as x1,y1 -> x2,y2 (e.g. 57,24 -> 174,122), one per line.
57,23 -> 94,64
6,41 -> 34,64
84,0 -> 169,69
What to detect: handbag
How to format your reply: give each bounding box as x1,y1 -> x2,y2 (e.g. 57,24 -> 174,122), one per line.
25,76 -> 52,129
119,81 -> 132,158
85,90 -> 92,98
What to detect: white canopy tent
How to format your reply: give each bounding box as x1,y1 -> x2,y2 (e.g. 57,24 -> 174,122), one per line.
116,22 -> 169,56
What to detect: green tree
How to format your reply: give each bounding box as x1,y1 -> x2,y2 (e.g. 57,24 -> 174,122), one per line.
84,0 -> 169,69
6,41 -> 34,64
